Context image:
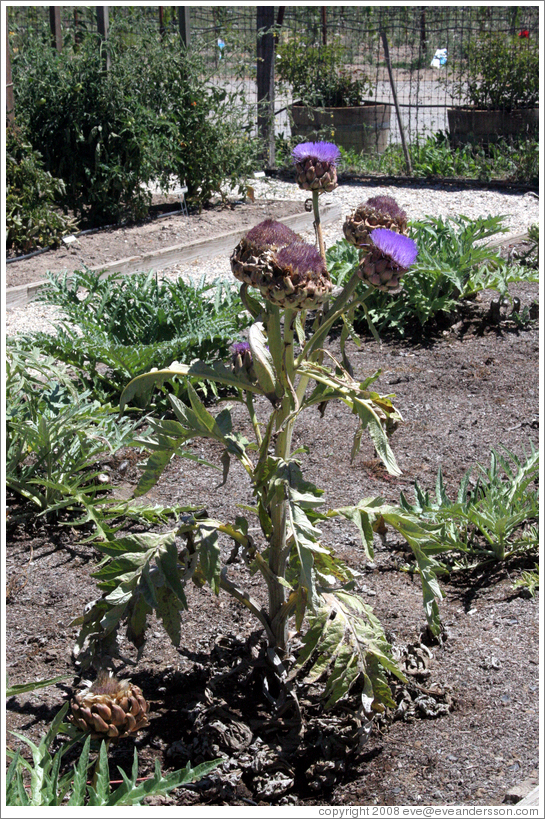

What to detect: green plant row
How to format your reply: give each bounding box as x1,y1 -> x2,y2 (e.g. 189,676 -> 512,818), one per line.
326,213 -> 538,338
14,270 -> 253,405
276,132 -> 538,186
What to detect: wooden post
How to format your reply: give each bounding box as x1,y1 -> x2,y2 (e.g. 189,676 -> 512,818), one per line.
178,7 -> 190,46
256,7 -> 276,167
321,7 -> 327,46
380,29 -> 412,175
159,6 -> 165,40
49,6 -> 62,52
97,7 -> 110,71
6,26 -> 15,127
420,9 -> 427,55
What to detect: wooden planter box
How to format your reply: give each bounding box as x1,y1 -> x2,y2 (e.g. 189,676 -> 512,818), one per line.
447,107 -> 538,147
290,102 -> 391,154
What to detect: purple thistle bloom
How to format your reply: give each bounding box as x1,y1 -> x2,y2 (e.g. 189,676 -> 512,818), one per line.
371,229 -> 418,269
275,242 -> 327,282
365,195 -> 407,222
245,219 -> 302,249
292,141 -> 341,166
231,341 -> 251,357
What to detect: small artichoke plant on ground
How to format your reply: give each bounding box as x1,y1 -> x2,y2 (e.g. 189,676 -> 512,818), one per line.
76,142 -> 444,718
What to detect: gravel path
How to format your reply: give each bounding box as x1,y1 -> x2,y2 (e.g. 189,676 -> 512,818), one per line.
5,179 -> 539,337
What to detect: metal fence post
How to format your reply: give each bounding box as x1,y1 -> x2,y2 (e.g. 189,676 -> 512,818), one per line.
380,29 -> 412,175
97,6 -> 110,70
49,6 -> 63,52
178,7 -> 191,46
256,7 -> 275,167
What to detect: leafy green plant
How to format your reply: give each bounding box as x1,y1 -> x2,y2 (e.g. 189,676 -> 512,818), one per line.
450,32 -> 539,111
6,126 -> 78,253
6,702 -> 219,807
276,35 -> 372,107
5,346 -> 141,519
333,134 -> 538,185
12,26 -> 259,225
17,270 -> 253,404
73,144 -> 452,719
327,214 -> 539,337
512,563 -> 539,597
399,444 -> 539,565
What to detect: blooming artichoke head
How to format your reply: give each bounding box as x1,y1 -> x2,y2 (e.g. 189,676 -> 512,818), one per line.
267,241 -> 333,309
358,228 -> 418,292
69,671 -> 149,740
231,219 -> 303,287
343,195 -> 408,250
292,141 -> 341,193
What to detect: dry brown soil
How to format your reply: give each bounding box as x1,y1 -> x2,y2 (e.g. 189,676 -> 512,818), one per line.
5,196 -> 540,808
6,197 -> 304,289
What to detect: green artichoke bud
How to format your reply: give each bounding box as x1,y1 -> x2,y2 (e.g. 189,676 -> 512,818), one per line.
231,341 -> 256,380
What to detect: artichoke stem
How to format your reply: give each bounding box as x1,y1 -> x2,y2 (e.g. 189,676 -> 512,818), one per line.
312,190 -> 327,264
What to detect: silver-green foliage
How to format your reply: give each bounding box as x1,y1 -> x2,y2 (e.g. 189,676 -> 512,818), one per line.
74,263 -> 453,711
6,346 -> 140,518
20,270 -> 253,403
400,444 -> 539,563
6,703 -> 219,807
326,214 -> 538,336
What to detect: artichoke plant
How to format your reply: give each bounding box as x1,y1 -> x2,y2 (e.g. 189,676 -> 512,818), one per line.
343,195 -> 408,251
77,141 -> 445,723
70,672 -> 149,739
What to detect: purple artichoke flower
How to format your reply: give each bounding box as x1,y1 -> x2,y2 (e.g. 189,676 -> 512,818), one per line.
292,141 -> 341,167
292,141 -> 341,193
358,228 -> 418,293
365,195 -> 407,223
231,341 -> 251,358
371,229 -> 418,269
244,219 -> 303,251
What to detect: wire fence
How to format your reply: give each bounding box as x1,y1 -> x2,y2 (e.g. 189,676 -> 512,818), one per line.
7,5 -> 540,164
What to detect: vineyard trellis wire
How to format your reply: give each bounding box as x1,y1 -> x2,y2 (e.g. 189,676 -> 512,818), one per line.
6,4 -> 540,171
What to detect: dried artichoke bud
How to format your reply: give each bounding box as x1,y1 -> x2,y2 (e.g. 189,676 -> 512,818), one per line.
358,228 -> 418,293
69,671 -> 149,740
292,141 -> 340,193
259,241 -> 333,310
231,219 -> 303,287
343,195 -> 408,250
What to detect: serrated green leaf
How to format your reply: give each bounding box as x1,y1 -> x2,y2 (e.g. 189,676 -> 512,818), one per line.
155,584 -> 183,646
249,321 -> 279,399
198,524 -> 221,595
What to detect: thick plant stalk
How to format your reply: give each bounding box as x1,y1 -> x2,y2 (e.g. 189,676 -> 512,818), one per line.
266,309 -> 298,652
312,190 -> 327,264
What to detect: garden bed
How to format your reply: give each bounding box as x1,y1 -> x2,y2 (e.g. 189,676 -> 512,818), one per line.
5,272 -> 539,807
5,196 -> 306,290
